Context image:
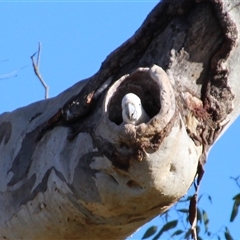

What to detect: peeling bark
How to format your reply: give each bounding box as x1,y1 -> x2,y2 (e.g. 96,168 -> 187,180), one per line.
1,1 -> 240,239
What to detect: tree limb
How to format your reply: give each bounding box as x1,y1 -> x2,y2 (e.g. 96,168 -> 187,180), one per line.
0,1 -> 240,239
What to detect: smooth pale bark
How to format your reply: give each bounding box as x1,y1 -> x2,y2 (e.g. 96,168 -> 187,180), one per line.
0,1 -> 240,239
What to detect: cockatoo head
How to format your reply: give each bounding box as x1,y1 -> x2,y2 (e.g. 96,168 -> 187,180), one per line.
121,93 -> 149,125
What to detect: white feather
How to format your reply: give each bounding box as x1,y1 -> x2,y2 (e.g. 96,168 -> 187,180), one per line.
121,93 -> 150,125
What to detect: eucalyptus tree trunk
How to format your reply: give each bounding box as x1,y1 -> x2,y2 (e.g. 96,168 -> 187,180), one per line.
1,1 -> 240,239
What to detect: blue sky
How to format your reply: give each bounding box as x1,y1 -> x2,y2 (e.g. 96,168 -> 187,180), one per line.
1,2 -> 240,239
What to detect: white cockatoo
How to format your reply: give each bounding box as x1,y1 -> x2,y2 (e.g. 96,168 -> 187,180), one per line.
121,93 -> 150,125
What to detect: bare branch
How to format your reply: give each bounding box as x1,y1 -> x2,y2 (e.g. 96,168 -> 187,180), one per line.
0,70 -> 18,80
0,65 -> 28,80
31,42 -> 49,99
0,58 -> 9,63
230,175 -> 240,189
37,42 -> 41,66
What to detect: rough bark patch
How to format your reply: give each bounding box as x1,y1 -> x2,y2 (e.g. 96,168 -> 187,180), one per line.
0,122 -> 12,145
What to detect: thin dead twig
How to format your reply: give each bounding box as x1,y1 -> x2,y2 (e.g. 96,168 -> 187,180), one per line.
31,42 -> 49,99
230,175 -> 240,189
0,59 -> 27,80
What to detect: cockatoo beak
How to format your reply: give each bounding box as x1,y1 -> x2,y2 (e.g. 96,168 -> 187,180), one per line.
126,102 -> 137,121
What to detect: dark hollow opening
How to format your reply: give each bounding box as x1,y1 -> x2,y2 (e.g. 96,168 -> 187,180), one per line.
108,71 -> 161,125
